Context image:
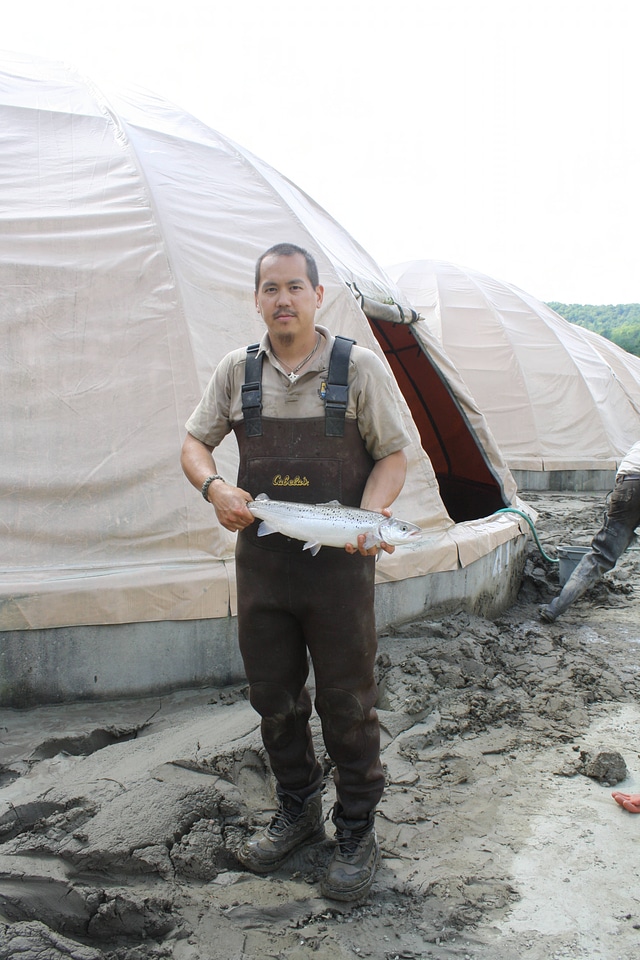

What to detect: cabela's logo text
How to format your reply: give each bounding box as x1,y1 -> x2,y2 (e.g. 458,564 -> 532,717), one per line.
272,474 -> 310,487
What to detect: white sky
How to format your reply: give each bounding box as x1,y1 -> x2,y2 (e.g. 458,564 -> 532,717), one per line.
3,0 -> 640,304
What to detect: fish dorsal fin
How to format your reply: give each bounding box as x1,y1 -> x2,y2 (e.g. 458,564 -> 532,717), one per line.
255,493 -> 270,501
318,499 -> 342,507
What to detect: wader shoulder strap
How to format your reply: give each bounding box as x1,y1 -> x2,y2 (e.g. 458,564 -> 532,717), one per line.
324,335 -> 355,437
241,343 -> 263,437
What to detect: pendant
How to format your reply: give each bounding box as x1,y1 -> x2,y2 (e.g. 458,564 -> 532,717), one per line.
287,371 -> 299,384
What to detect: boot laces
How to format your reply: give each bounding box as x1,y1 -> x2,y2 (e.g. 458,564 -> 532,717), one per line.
270,795 -> 304,834
336,820 -> 372,858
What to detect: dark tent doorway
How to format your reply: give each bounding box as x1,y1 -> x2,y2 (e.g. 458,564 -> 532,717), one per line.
368,315 -> 509,522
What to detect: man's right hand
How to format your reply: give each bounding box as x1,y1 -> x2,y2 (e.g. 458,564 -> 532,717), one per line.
207,481 -> 254,533
181,433 -> 254,533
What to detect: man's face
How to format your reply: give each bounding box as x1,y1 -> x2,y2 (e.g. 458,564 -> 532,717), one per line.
255,253 -> 324,347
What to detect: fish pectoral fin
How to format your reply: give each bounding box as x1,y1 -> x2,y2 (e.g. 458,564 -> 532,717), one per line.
362,532 -> 380,550
255,493 -> 270,501
303,540 -> 322,556
256,520 -> 278,537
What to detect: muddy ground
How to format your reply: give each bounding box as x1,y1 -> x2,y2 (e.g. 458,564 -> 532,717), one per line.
1,491 -> 639,960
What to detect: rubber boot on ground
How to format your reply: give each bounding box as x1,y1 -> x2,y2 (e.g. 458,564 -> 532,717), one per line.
539,562 -> 599,623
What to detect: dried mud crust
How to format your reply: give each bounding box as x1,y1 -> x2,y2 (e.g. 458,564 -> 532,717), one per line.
0,492 -> 639,960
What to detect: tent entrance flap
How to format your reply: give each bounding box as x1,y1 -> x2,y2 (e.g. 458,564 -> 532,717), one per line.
368,316 -> 508,522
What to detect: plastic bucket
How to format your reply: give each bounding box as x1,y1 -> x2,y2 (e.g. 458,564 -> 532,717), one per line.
557,545 -> 591,586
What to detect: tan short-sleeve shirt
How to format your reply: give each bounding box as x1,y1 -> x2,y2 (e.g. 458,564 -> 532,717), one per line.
617,440 -> 640,476
186,325 -> 410,462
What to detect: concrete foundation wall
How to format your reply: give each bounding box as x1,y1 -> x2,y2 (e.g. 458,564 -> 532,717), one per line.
0,537 -> 527,708
512,468 -> 616,493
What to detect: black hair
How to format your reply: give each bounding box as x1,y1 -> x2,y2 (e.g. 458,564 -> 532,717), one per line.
254,243 -> 320,291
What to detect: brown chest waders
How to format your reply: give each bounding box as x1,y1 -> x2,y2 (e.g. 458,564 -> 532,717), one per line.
232,338 -> 385,819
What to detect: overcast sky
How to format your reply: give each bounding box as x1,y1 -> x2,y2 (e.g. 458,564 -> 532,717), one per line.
3,0 -> 639,304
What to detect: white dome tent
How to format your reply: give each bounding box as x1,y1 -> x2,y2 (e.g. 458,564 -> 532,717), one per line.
0,53 -> 528,705
387,259 -> 640,489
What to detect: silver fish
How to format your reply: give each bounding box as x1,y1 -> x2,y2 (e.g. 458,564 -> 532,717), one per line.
247,495 -> 422,556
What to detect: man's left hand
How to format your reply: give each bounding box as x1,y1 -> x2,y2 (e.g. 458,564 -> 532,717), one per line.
345,535 -> 396,557
344,508 -> 396,556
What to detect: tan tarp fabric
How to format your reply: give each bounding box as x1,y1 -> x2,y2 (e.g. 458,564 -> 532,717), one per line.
387,259 -> 640,472
0,54 -> 523,632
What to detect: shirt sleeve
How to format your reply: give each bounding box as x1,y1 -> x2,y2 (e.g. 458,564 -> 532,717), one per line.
350,347 -> 411,461
185,352 -> 237,448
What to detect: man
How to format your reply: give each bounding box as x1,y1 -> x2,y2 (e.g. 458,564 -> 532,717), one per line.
181,242 -> 410,901
539,440 -> 640,623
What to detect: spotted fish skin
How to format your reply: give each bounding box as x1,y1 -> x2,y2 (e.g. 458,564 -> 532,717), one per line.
247,495 -> 422,556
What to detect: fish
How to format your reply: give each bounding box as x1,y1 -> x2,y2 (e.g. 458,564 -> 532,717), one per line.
247,494 -> 423,556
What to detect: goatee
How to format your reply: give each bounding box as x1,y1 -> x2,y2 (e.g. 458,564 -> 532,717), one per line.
273,331 -> 295,348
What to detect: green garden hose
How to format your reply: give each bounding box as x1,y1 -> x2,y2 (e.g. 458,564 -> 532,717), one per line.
493,507 -> 559,564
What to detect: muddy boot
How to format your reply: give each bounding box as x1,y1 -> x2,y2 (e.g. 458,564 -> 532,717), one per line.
237,790 -> 325,874
539,562 -> 599,623
321,806 -> 380,901
539,602 -> 559,622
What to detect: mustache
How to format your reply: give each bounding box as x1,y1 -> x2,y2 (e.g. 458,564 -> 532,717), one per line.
274,310 -> 297,318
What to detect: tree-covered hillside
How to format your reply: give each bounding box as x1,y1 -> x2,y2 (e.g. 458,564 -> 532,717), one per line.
546,303 -> 640,357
